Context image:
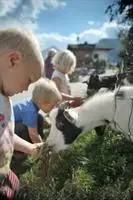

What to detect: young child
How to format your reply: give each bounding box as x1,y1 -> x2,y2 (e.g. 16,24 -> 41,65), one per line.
51,49 -> 84,107
11,78 -> 62,176
0,27 -> 44,199
13,78 -> 62,144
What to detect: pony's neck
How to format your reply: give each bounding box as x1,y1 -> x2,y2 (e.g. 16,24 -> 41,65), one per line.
76,92 -> 114,131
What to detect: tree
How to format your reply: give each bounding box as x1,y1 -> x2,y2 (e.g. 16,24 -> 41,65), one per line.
93,55 -> 106,74
93,53 -> 99,60
105,0 -> 133,23
118,29 -> 129,67
106,0 -> 133,71
118,27 -> 133,71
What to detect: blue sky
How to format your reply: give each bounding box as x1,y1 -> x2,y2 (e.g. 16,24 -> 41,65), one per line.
0,0 -> 128,51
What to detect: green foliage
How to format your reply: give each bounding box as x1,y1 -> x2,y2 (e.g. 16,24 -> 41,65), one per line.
16,129 -> 133,200
118,28 -> 133,71
106,0 -> 133,23
106,0 -> 133,71
93,59 -> 106,74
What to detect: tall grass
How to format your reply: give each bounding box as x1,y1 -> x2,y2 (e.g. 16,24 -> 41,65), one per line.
16,128 -> 133,200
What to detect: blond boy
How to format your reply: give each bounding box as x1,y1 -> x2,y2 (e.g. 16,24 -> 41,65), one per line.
13,78 -> 62,144
0,28 -> 44,199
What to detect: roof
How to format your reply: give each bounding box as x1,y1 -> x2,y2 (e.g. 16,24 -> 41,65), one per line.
68,43 -> 95,50
95,47 -> 113,51
67,42 -> 113,51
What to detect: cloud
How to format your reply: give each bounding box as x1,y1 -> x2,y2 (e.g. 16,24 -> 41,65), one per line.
0,0 -> 66,19
0,0 -> 66,32
0,18 -> 38,32
37,28 -> 108,51
79,29 -> 108,39
44,0 -> 66,9
37,20 -> 130,51
0,0 -> 19,17
0,0 -> 130,52
37,32 -> 77,50
101,21 -> 130,38
88,21 -> 95,25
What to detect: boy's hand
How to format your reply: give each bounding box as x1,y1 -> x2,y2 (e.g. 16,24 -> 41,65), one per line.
30,142 -> 44,156
69,97 -> 85,108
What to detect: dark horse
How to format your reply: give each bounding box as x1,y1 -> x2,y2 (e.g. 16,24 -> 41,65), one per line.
83,72 -> 128,136
83,73 -> 126,97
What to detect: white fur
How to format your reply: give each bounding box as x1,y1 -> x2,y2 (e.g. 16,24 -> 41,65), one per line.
47,109 -> 69,151
123,78 -> 133,86
98,87 -> 109,94
47,86 -> 133,151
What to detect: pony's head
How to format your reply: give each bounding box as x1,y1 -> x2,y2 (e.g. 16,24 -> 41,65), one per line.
89,74 -> 100,89
46,101 -> 83,152
83,74 -> 101,96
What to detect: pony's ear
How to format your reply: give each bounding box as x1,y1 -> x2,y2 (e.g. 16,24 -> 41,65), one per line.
64,110 -> 78,124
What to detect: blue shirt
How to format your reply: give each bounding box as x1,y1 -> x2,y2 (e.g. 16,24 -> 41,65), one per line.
13,99 -> 39,128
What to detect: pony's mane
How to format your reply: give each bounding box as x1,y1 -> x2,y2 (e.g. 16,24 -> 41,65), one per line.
77,86 -> 133,118
81,86 -> 133,111
81,90 -> 113,110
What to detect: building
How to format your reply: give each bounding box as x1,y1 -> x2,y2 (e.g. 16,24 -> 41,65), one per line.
67,42 -> 113,68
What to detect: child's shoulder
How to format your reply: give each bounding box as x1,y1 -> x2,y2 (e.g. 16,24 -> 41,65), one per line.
14,99 -> 38,112
0,93 -> 10,108
0,94 -> 11,121
52,70 -> 65,79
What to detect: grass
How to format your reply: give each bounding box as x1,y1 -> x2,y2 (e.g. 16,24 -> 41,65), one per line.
15,127 -> 133,200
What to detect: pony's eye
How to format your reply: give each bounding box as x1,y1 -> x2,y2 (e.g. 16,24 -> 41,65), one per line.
56,121 -> 64,131
116,90 -> 125,99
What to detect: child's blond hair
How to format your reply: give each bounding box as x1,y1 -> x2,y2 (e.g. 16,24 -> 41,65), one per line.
32,78 -> 62,103
0,28 -> 44,74
52,49 -> 76,74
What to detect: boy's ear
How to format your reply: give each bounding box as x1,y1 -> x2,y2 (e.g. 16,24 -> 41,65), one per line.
37,101 -> 42,108
37,101 -> 46,108
8,51 -> 22,68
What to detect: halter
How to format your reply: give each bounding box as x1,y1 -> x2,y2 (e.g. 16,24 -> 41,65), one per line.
55,101 -> 69,131
111,83 -> 133,141
55,101 -> 83,144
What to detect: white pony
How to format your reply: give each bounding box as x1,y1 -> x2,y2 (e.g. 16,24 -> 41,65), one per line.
46,86 -> 133,152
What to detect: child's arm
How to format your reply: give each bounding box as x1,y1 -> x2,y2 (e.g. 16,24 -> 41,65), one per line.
53,76 -> 84,106
14,134 -> 43,155
52,77 -> 78,100
21,110 -> 43,143
28,127 -> 43,143
52,77 -> 61,91
61,92 -> 74,100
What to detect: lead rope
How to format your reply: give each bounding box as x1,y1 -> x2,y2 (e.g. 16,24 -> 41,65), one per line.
111,83 -> 133,141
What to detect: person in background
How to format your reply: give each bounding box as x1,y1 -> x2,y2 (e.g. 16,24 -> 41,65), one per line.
45,48 -> 57,79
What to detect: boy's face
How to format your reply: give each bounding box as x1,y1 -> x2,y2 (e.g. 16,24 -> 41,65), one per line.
0,51 -> 42,96
38,100 -> 59,113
